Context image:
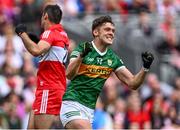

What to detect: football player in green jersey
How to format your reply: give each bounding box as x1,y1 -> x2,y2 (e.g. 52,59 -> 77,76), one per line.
60,15 -> 154,129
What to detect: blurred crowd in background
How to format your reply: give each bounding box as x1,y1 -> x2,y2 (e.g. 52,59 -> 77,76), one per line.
0,0 -> 179,129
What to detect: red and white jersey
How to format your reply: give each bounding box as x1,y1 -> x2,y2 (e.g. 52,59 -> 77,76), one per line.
37,24 -> 69,91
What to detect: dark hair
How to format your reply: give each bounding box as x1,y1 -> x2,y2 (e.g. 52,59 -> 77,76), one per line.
92,15 -> 114,31
43,4 -> 62,24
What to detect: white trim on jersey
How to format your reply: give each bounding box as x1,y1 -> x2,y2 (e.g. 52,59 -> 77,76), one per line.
39,46 -> 67,63
40,90 -> 49,113
92,41 -> 107,56
42,31 -> 51,38
115,65 -> 126,72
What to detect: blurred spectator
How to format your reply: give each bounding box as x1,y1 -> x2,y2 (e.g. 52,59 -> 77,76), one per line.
138,11 -> 154,37
92,97 -> 113,130
142,90 -> 170,128
105,0 -> 119,12
55,0 -> 93,18
169,83 -> 180,125
157,12 -> 180,55
0,37 -> 23,72
128,0 -> 149,14
0,98 -> 9,129
63,0 -> 79,17
102,74 -> 120,115
113,98 -> 127,129
162,105 -> 180,129
3,91 -> 25,129
156,12 -> 180,83
93,0 -> 107,13
20,52 -> 36,76
0,22 -> 25,72
117,0 -> 129,24
0,0 -> 16,23
19,0 -> 41,33
125,92 -> 151,129
140,73 -> 173,100
174,0 -> 180,13
80,0 -> 95,14
0,60 -> 24,96
22,74 -> 36,108
126,10 -> 157,54
150,91 -> 166,129
174,76 -> 180,89
147,0 -> 158,13
118,0 -> 129,15
157,0 -> 177,17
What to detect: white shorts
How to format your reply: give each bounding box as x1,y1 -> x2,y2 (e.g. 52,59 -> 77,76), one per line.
60,100 -> 94,127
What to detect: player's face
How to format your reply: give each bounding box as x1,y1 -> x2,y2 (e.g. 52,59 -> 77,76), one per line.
97,22 -> 115,45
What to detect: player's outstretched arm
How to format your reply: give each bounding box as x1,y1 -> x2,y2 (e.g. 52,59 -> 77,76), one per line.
115,51 -> 154,90
15,24 -> 51,56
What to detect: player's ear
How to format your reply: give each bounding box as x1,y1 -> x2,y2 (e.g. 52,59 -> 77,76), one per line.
44,13 -> 48,20
93,29 -> 98,37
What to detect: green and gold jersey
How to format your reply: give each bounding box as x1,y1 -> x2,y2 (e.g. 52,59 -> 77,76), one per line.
63,41 -> 125,109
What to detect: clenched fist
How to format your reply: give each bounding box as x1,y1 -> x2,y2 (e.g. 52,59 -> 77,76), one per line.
80,42 -> 92,58
15,24 -> 27,36
141,51 -> 154,70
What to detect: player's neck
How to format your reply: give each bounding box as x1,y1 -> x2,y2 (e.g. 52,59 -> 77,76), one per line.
93,39 -> 107,53
44,22 -> 55,30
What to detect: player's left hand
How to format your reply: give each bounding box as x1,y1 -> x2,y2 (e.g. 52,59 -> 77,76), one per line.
141,51 -> 154,70
80,42 -> 92,58
15,24 -> 27,36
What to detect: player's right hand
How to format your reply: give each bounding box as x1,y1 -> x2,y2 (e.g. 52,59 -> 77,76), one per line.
15,24 -> 27,36
80,42 -> 92,58
141,51 -> 154,70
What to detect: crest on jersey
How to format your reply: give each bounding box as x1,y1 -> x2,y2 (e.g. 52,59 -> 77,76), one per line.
107,59 -> 112,66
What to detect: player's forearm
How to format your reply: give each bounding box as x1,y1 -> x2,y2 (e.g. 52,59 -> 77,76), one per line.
129,68 -> 147,90
20,33 -> 40,56
66,55 -> 83,80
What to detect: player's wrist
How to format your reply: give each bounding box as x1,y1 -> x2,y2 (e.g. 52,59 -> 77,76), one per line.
142,67 -> 149,72
19,32 -> 26,37
78,54 -> 84,59
79,53 -> 84,58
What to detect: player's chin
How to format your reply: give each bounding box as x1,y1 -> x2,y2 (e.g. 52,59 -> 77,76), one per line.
105,40 -> 113,45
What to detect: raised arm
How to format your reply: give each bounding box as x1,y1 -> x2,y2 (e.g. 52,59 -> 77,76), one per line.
15,24 -> 51,56
115,52 -> 154,90
66,56 -> 83,80
66,42 -> 92,80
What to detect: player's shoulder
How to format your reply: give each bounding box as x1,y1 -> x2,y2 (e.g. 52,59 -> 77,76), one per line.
41,30 -> 51,39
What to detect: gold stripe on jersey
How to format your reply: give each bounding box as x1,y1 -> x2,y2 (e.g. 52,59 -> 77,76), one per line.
78,64 -> 113,79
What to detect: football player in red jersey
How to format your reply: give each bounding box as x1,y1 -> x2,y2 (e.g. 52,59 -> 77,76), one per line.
15,4 -> 69,129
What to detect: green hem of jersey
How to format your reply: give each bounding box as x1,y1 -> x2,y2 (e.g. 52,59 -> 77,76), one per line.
62,99 -> 95,109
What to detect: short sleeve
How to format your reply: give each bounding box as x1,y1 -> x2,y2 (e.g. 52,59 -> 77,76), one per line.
70,42 -> 84,59
114,55 -> 125,72
40,30 -> 53,45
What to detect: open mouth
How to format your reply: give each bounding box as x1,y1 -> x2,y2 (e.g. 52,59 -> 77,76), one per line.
106,36 -> 113,41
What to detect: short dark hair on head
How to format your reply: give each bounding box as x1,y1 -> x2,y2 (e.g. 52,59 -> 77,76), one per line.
92,15 -> 114,31
43,4 -> 62,24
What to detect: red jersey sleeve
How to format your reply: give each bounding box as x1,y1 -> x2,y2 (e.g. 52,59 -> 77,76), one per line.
40,30 -> 54,45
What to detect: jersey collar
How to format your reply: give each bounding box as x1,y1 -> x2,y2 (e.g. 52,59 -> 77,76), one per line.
49,24 -> 63,31
91,41 -> 107,56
